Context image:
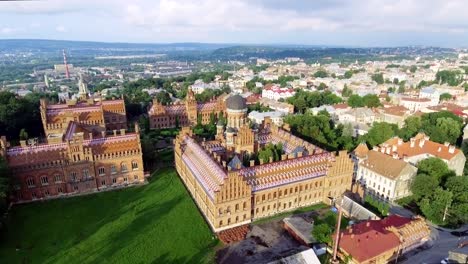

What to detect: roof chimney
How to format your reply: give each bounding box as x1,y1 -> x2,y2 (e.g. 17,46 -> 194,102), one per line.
398,138 -> 403,145
449,145 -> 455,154
366,221 -> 370,227
410,138 -> 415,148
419,138 -> 425,148
444,142 -> 450,147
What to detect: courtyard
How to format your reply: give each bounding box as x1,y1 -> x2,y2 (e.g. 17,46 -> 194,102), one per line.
0,168 -> 218,264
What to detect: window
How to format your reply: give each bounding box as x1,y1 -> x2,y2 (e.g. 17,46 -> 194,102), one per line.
121,163 -> 128,172
101,180 -> 106,186
112,178 -> 117,184
40,176 -> 48,185
54,174 -> 61,183
45,189 -> 50,196
73,185 -> 78,191
27,178 -> 35,187
98,167 -> 105,176
70,171 -> 77,181
83,169 -> 90,178
31,192 -> 37,199
134,175 -> 138,180
57,187 -> 63,193
123,177 -> 128,183
111,164 -> 117,174
132,161 -> 138,170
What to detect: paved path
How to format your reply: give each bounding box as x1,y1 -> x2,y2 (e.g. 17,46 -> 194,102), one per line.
399,225 -> 467,264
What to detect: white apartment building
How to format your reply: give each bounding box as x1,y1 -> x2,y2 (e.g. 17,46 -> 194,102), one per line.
355,149 -> 418,201
399,97 -> 433,112
261,84 -> 296,101
248,111 -> 285,127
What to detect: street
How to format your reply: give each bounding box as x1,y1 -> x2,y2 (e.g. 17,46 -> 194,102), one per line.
399,225 -> 467,264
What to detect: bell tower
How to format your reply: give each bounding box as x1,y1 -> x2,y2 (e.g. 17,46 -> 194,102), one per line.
185,87 -> 198,124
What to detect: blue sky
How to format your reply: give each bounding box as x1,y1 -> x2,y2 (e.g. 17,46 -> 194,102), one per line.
1,0 -> 468,47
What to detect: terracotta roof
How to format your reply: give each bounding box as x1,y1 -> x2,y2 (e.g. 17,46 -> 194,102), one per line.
334,103 -> 350,109
360,150 -> 412,180
380,105 -> 409,116
338,215 -> 412,263
353,143 -> 369,158
401,97 -> 431,102
381,133 -> 461,161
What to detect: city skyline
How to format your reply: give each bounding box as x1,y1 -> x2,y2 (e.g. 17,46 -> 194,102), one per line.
1,0 -> 468,47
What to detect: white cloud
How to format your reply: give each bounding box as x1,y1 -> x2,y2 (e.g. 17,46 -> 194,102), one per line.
55,25 -> 67,32
1,27 -> 16,34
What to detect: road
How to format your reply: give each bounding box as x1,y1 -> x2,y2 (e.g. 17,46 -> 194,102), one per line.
399,225 -> 467,264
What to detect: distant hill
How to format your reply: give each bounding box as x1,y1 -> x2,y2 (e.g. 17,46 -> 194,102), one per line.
0,39 -> 234,56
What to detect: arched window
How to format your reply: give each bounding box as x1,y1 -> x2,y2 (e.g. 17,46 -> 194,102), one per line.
110,164 -> 117,174
121,163 -> 128,172
243,201 -> 247,210
131,161 -> 138,170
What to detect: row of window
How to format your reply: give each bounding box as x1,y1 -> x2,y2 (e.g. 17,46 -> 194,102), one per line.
98,161 -> 139,176
24,175 -> 141,200
219,214 -> 248,227
256,182 -> 323,203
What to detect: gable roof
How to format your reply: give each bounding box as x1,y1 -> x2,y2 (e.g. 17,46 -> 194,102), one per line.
338,215 -> 413,263
360,150 -> 414,180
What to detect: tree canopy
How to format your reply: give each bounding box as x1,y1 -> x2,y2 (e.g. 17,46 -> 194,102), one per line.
364,122 -> 399,146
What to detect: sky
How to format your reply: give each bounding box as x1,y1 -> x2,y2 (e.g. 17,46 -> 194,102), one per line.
1,0 -> 468,47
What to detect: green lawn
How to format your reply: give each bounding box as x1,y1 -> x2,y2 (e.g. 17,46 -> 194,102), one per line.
0,168 -> 217,264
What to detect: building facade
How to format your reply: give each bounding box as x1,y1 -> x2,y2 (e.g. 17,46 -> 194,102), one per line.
174,95 -> 354,232
148,87 -> 225,129
1,93 -> 145,203
377,133 -> 466,176
355,147 -> 418,201
337,215 -> 430,264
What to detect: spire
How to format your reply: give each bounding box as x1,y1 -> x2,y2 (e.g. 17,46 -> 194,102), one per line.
78,73 -> 89,100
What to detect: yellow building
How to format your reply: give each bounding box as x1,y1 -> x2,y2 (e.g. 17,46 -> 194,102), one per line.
174,96 -> 354,231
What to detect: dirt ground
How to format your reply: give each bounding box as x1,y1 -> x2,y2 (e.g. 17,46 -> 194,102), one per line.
216,208 -> 330,264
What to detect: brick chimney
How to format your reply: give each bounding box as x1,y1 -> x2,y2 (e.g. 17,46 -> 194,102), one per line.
410,138 -> 415,148
449,145 -> 455,154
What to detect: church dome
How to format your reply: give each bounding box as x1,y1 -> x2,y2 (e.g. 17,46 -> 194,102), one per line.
226,94 -> 247,110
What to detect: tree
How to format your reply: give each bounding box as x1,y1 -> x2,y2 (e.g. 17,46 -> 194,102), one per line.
19,128 -> 28,140
439,93 -> 452,101
421,111 -> 463,145
444,176 -> 468,224
435,70 -> 463,86
365,122 -> 398,147
410,65 -> 417,73
371,73 -> 384,84
411,173 -> 439,200
420,187 -> 453,225
342,84 -> 353,97
318,83 -> 327,90
398,83 -> 406,94
314,69 -> 328,78
344,70 -> 353,79
393,78 -> 399,85
417,157 -> 453,185
362,94 -> 381,108
312,223 -> 332,244
399,116 -> 422,140
348,94 -> 364,108
434,117 -> 462,145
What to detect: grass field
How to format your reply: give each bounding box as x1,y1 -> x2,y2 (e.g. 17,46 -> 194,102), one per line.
0,168 -> 217,264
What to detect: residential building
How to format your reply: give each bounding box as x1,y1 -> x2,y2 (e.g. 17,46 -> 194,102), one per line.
248,110 -> 285,127
337,108 -> 376,124
399,97 -> 433,112
419,86 -> 440,106
378,133 -> 466,175
261,84 -> 296,101
337,215 -> 430,264
355,147 -> 418,201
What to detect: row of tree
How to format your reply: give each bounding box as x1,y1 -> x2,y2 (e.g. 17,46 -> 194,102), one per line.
286,90 -> 342,113
410,158 -> 468,226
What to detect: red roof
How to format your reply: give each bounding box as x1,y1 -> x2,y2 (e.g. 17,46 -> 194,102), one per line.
338,215 -> 412,263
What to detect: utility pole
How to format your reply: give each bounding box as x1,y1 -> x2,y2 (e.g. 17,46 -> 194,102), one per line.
442,199 -> 451,223
332,197 -> 344,263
